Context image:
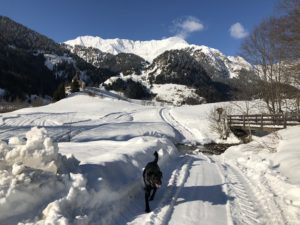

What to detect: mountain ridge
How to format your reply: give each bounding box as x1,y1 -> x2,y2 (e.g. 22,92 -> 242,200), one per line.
65,35 -> 190,62
65,35 -> 253,79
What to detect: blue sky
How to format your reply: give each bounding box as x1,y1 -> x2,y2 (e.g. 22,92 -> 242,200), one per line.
0,0 -> 278,56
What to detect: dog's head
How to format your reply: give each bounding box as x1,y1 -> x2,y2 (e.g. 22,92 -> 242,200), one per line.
147,170 -> 162,188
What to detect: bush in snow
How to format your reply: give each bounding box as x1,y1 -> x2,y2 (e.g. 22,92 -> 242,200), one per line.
53,82 -> 66,101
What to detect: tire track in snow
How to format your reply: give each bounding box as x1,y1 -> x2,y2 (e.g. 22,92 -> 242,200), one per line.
135,153 -> 227,225
146,156 -> 193,225
159,108 -> 196,144
219,163 -> 287,225
126,155 -> 193,225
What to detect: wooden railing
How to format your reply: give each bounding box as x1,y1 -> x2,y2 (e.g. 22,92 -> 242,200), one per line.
228,113 -> 300,130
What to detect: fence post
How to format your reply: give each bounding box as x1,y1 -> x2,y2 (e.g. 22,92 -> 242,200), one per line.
261,114 -> 263,128
243,115 -> 245,128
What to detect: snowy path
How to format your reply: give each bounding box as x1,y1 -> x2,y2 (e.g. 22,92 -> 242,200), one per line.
160,108 -> 197,144
115,153 -> 288,225
112,153 -> 229,225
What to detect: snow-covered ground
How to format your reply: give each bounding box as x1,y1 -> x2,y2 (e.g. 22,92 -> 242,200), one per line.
0,91 -> 299,224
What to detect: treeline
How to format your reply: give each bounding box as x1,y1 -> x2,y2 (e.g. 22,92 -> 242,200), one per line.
240,0 -> 300,114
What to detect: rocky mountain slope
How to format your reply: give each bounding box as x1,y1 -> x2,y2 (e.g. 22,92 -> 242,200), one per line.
65,45 -> 148,75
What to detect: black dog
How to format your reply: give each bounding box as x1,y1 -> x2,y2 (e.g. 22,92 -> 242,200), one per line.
143,151 -> 162,213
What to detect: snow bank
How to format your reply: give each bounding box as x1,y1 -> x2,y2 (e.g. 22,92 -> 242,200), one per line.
5,127 -> 59,173
221,125 -> 300,222
45,136 -> 177,225
0,127 -> 79,224
0,127 -> 177,224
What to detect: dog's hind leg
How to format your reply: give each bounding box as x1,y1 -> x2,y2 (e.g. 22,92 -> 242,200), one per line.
149,187 -> 157,201
145,187 -> 151,213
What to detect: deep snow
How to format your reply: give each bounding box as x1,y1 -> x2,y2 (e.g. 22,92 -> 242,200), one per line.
0,91 -> 299,225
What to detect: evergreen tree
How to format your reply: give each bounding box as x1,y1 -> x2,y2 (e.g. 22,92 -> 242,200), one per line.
70,79 -> 80,93
53,83 -> 66,101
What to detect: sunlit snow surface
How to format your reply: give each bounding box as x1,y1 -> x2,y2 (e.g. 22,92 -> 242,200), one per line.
0,92 -> 299,225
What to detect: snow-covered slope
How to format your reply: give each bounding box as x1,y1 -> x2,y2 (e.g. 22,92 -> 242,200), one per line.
65,36 -> 189,62
189,46 -> 253,78
0,93 -> 300,224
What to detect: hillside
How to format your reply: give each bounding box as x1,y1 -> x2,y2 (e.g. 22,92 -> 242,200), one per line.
0,93 -> 299,224
0,16 -> 114,101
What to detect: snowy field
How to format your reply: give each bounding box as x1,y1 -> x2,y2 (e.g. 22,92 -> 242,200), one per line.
0,91 -> 299,225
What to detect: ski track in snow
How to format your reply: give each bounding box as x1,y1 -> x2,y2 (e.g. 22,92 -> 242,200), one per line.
0,111 -> 134,141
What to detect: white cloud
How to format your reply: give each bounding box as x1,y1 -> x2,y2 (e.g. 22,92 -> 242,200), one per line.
229,22 -> 248,39
172,16 -> 204,39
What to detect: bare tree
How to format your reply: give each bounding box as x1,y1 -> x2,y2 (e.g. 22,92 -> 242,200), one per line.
277,0 -> 300,113
241,15 -> 299,114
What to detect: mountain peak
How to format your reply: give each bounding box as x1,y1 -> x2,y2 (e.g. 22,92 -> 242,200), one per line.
65,36 -> 189,62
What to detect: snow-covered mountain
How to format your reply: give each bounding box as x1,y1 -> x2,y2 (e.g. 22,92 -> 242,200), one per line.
64,35 -> 256,104
65,35 -> 253,79
65,36 -> 189,62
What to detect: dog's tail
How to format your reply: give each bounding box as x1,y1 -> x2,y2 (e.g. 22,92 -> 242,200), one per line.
153,151 -> 159,163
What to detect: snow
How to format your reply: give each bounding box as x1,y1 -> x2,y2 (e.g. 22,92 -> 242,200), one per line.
151,84 -> 205,106
221,125 -> 300,224
0,92 -> 299,224
188,45 -> 253,79
65,36 -> 189,62
103,74 -> 206,106
43,53 -> 74,72
226,56 -> 254,78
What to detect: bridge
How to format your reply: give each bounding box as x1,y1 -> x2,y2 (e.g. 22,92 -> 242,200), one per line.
227,113 -> 300,132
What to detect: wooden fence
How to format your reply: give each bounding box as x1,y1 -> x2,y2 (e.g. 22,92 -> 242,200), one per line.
228,113 -> 300,130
